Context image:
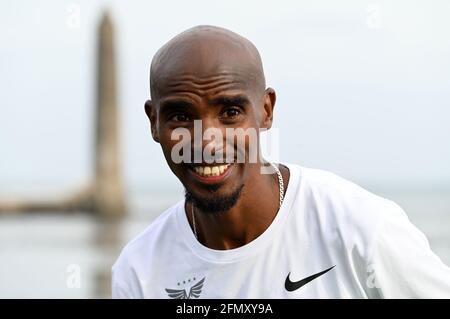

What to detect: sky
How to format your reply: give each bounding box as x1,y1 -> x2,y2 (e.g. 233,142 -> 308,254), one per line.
1,0 -> 450,196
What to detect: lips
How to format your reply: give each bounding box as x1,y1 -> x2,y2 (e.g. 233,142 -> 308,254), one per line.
187,163 -> 233,184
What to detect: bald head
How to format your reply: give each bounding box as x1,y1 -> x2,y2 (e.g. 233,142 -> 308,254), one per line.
150,25 -> 266,101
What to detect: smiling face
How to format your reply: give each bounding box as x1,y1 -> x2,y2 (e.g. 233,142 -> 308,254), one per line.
145,26 -> 276,213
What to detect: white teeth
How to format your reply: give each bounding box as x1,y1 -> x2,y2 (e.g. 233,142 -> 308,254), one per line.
211,166 -> 220,176
194,166 -> 204,175
192,164 -> 231,177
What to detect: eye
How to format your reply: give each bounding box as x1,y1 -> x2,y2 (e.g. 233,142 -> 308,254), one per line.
221,107 -> 241,119
170,113 -> 190,122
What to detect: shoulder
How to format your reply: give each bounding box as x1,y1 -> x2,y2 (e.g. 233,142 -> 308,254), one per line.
291,164 -> 403,258
298,165 -> 396,216
111,200 -> 183,296
113,200 -> 183,267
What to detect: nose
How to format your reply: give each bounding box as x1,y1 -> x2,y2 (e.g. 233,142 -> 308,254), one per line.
192,118 -> 225,162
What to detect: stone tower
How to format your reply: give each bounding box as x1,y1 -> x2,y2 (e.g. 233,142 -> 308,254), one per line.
94,12 -> 126,218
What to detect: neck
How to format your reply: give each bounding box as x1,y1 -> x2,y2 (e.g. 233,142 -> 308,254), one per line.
186,162 -> 290,250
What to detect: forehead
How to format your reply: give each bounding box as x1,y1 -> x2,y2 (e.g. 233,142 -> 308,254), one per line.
157,70 -> 254,101
153,36 -> 261,100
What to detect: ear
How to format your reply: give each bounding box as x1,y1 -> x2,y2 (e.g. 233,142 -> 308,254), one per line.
261,88 -> 276,130
144,100 -> 160,143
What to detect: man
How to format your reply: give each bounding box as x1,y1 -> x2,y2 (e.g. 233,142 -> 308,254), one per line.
112,25 -> 450,298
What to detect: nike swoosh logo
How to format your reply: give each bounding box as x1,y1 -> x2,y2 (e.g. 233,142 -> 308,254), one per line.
285,265 -> 336,292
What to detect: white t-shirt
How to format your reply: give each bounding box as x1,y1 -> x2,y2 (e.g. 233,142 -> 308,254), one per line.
112,163 -> 450,298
